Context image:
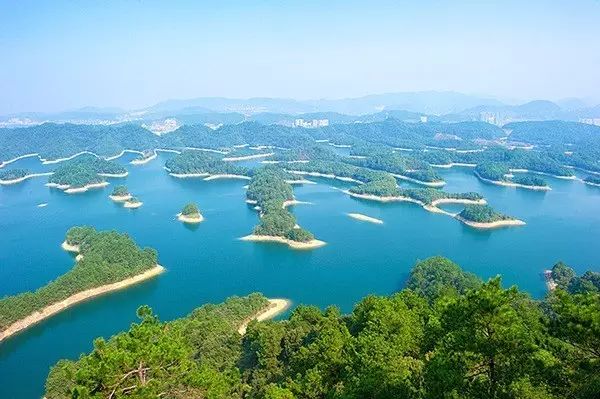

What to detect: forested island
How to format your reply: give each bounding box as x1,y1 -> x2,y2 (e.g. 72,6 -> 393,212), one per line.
109,185 -> 132,202
43,256 -> 599,399
0,226 -> 162,342
165,150 -> 251,179
47,154 -> 127,193
178,202 -> 204,223
242,167 -> 324,249
456,204 -> 525,229
474,163 -> 550,190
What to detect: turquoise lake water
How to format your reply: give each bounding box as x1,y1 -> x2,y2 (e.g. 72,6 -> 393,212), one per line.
1,152 -> 600,398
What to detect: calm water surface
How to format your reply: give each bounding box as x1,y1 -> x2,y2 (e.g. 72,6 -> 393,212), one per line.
1,153 -> 599,398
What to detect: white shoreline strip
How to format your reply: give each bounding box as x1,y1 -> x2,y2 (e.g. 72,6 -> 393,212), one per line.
0,172 -> 53,185
0,265 -> 165,343
237,299 -> 291,335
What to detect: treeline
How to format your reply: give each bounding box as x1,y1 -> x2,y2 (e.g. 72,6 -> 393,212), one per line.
550,262 -> 600,294
165,150 -> 250,176
181,202 -> 200,216
45,256 -> 600,399
0,168 -> 28,180
49,154 -> 126,188
475,163 -> 548,187
247,167 -> 314,242
0,226 -> 157,332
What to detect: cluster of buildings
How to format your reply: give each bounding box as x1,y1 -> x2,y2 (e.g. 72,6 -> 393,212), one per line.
580,118 -> 600,126
293,118 -> 329,128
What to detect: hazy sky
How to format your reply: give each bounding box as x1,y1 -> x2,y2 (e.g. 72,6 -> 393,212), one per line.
1,0 -> 599,113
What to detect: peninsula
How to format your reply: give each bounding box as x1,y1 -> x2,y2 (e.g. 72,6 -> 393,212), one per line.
47,154 -> 126,194
0,226 -> 163,342
0,169 -> 53,185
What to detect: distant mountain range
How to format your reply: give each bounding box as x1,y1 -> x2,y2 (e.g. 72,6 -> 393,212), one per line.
2,92 -> 599,128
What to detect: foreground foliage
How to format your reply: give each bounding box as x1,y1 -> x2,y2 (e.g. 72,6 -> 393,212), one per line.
44,257 -> 600,399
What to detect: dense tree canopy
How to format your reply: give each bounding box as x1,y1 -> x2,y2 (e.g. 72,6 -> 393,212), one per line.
43,257 -> 600,399
0,226 -> 158,331
458,204 -> 513,223
49,154 -> 126,188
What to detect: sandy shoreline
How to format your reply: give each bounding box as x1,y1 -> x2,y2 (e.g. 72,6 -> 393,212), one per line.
240,234 -> 326,250
131,152 -> 157,165
61,241 -> 81,253
63,181 -> 109,194
430,162 -> 477,169
109,194 -> 132,202
0,172 -> 53,185
98,172 -> 128,178
509,169 -> 576,180
0,265 -> 165,343
584,181 -> 600,188
177,213 -> 204,223
282,199 -> 311,208
169,171 -> 210,178
0,153 -> 40,168
475,172 -> 551,191
392,173 -> 446,187
204,174 -> 251,181
287,170 -> 364,184
41,151 -> 97,164
286,179 -> 316,185
223,152 -> 274,162
347,213 -> 384,224
124,201 -> 143,209
454,215 -> 526,229
237,298 -> 291,335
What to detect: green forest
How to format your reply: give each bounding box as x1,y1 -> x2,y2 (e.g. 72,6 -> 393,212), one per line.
458,204 -> 513,223
165,150 -> 250,176
0,226 -> 158,331
247,167 -> 314,242
49,154 -> 126,188
0,168 -> 28,180
44,256 -> 600,399
181,202 -> 201,216
111,185 -> 129,196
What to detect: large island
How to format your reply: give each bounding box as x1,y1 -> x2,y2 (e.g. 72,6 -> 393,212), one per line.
0,226 -> 163,342
455,204 -> 525,229
241,167 -> 325,249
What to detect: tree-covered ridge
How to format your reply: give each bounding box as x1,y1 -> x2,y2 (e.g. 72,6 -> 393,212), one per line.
475,162 -> 548,187
0,226 -> 158,331
181,202 -> 200,216
0,168 -> 28,180
48,154 -> 126,187
551,262 -> 600,294
45,257 -> 600,399
0,123 -> 159,161
45,293 -> 270,399
165,150 -> 250,176
247,167 -> 314,242
111,185 -> 129,196
345,150 -> 444,183
458,204 -> 513,223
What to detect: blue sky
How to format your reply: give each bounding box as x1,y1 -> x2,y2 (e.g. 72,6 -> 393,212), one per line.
1,0 -> 599,113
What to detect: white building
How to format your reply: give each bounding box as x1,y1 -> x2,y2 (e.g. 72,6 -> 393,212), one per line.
293,118 -> 329,128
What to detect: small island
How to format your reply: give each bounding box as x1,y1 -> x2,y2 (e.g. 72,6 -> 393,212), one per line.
47,154 -> 127,193
0,226 -> 163,342
347,213 -> 384,224
455,204 -> 525,229
109,185 -> 132,202
124,196 -> 143,208
242,167 -> 325,250
177,202 -> 204,223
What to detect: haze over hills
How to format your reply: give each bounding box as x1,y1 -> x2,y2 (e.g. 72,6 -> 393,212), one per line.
2,91 -> 600,130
